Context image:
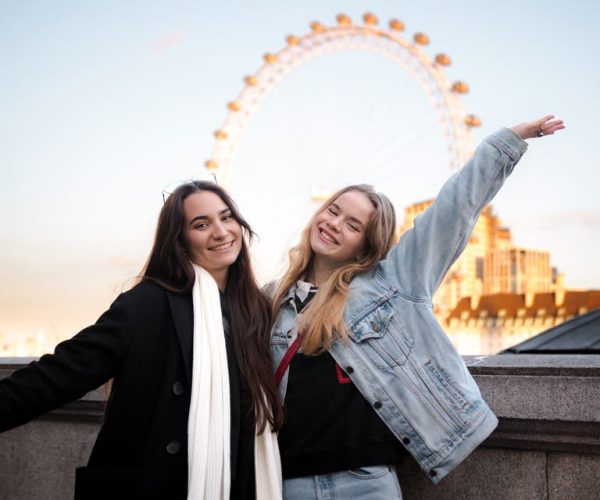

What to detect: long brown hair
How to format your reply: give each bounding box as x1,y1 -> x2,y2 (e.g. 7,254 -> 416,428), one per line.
273,185 -> 397,354
142,180 -> 284,432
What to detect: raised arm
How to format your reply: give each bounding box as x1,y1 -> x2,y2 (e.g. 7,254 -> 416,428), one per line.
381,116 -> 565,300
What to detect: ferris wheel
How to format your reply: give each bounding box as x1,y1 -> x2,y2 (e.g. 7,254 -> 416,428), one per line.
205,12 -> 481,188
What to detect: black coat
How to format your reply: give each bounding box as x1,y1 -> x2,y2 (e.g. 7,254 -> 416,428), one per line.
0,280 -> 255,499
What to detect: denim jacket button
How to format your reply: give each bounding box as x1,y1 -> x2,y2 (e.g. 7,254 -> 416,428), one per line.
346,366 -> 354,374
373,401 -> 382,409
371,322 -> 382,332
429,469 -> 437,477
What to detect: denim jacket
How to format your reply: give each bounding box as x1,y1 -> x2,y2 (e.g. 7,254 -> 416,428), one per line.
270,128 -> 528,484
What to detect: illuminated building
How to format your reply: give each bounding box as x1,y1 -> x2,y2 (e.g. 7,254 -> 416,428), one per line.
399,199 -> 599,354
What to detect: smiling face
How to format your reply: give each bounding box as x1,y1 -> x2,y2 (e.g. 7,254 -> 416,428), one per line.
183,190 -> 243,288
309,190 -> 375,271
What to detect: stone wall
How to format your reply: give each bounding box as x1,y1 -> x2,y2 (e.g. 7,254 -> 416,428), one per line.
397,354 -> 600,499
1,355 -> 599,499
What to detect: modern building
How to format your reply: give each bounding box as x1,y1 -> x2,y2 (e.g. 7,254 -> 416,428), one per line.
485,247 -> 553,295
399,200 -> 555,317
444,289 -> 600,355
398,199 -> 600,355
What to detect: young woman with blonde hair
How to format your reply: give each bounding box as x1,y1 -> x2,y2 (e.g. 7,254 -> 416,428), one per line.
270,116 -> 565,499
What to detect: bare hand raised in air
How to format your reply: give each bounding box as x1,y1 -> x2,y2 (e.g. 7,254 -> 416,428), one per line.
511,115 -> 565,140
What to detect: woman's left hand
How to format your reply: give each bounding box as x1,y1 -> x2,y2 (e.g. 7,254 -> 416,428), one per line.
510,115 -> 566,140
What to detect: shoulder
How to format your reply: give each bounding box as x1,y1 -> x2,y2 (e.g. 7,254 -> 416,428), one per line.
262,279 -> 279,300
118,279 -> 171,307
112,280 -> 192,330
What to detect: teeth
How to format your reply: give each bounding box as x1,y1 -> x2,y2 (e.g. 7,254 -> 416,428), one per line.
210,241 -> 233,251
320,229 -> 336,244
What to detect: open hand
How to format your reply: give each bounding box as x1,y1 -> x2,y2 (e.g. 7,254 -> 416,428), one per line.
510,115 -> 566,140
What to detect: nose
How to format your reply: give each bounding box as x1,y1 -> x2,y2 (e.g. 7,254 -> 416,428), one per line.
212,220 -> 228,239
327,217 -> 341,232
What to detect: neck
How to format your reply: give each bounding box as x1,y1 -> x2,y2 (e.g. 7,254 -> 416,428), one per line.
308,256 -> 338,286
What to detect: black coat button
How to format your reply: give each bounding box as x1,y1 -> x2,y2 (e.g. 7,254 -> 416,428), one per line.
402,437 -> 411,445
346,366 -> 354,374
166,441 -> 181,455
172,381 -> 184,396
373,401 -> 382,409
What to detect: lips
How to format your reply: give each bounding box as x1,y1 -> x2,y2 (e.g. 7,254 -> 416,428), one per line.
318,227 -> 339,245
208,240 -> 235,252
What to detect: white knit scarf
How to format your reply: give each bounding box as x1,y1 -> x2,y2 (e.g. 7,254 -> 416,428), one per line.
187,264 -> 282,500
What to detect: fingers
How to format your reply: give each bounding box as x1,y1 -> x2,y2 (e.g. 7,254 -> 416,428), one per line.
544,121 -> 566,135
538,116 -> 565,136
539,114 -> 556,125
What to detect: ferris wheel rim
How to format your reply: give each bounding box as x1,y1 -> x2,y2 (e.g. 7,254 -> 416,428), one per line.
205,13 -> 480,185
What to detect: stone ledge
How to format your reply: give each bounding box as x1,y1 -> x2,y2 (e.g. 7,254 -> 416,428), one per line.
464,353 -> 600,375
486,418 -> 600,454
2,354 -> 600,499
0,358 -> 106,423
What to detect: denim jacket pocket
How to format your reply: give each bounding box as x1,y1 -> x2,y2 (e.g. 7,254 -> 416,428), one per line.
350,305 -> 413,369
424,360 -> 469,413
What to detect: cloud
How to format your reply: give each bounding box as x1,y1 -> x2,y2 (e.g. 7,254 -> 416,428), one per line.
153,32 -> 184,54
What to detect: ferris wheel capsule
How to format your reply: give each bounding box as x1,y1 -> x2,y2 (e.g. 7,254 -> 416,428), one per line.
435,53 -> 452,66
464,114 -> 482,127
310,21 -> 325,33
452,81 -> 469,93
244,76 -> 258,86
286,34 -> 300,46
311,185 -> 331,202
363,13 -> 379,25
336,14 -> 352,26
263,53 -> 277,64
389,19 -> 405,31
414,32 -> 430,45
205,159 -> 218,170
227,101 -> 241,112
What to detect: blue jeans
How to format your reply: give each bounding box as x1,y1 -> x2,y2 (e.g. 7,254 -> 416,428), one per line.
283,465 -> 402,499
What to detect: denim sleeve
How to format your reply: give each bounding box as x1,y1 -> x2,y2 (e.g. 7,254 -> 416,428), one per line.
380,127 -> 528,299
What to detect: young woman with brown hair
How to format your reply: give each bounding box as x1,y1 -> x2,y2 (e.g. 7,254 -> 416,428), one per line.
0,180 -> 284,499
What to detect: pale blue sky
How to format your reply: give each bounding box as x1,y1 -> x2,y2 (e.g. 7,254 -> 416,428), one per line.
1,1 -> 599,345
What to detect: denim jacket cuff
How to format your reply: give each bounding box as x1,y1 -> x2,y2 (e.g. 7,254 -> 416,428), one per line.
486,127 -> 528,161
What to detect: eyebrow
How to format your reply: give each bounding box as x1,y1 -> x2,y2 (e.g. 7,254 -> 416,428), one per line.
329,203 -> 367,229
188,208 -> 231,226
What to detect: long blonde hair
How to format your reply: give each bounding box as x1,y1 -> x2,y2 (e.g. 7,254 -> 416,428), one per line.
272,185 -> 397,354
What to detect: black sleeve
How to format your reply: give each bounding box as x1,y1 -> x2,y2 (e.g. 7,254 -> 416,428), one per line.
0,292 -> 133,432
